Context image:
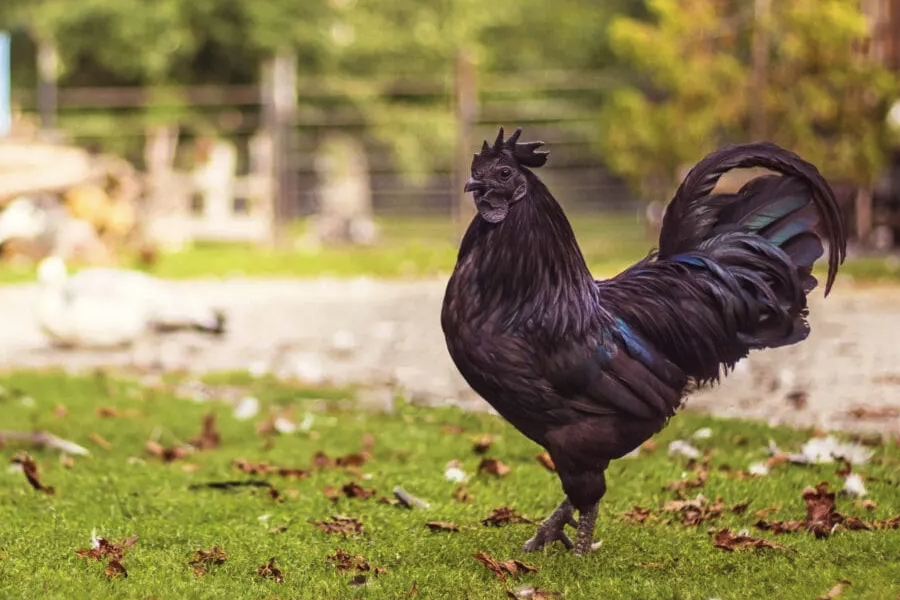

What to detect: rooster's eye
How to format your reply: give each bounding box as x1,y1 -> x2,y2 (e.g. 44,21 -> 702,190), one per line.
498,167 -> 512,180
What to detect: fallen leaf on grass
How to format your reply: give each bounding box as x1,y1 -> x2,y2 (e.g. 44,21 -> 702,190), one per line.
268,487 -> 284,503
188,413 -> 221,450
232,459 -> 310,479
326,549 -> 386,575
425,521 -> 460,532
755,519 -> 806,534
89,433 -> 112,450
507,587 -> 563,599
472,434 -> 495,454
95,407 -> 141,419
473,552 -> 538,582
349,574 -> 368,587
712,529 -> 790,552
311,515 -> 365,536
803,482 -> 840,538
312,450 -> 371,470
535,452 -> 555,471
256,557 -> 284,584
452,485 -> 473,503
858,499 -> 878,511
482,507 -> 534,527
754,506 -> 779,519
188,480 -> 272,491
407,582 -> 419,597
76,535 -> 138,562
622,506 -> 655,523
341,481 -> 375,500
731,501 -> 750,515
104,559 -> 128,579
10,452 -> 54,494
817,580 -> 851,600
189,547 -> 227,577
477,457 -> 511,477
145,440 -> 189,463
662,495 -> 723,526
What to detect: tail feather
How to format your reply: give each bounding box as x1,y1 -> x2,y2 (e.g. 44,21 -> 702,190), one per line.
601,142 -> 846,385
658,142 -> 847,296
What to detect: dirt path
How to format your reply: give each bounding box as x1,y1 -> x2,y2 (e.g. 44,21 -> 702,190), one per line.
1,277 -> 898,434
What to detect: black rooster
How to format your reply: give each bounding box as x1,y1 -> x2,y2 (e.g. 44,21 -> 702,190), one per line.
441,127 -> 845,556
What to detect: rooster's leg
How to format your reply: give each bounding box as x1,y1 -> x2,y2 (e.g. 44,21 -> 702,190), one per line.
574,502 -> 600,556
522,498 -> 575,552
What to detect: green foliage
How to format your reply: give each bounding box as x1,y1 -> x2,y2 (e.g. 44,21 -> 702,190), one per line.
599,0 -> 898,199
1,370 -> 899,599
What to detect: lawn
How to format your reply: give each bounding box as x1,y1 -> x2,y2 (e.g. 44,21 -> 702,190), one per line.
1,370 -> 898,599
1,213 -> 897,284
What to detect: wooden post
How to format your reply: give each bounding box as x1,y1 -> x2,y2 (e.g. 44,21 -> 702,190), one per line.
0,32 -> 10,137
855,186 -> 873,245
453,48 -> 477,237
36,38 -> 58,134
261,50 -> 298,248
750,0 -> 770,140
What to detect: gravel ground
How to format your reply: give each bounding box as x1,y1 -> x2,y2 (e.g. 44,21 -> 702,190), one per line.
1,277 -> 898,435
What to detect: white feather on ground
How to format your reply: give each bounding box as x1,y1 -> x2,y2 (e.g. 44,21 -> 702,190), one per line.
35,256 -> 226,349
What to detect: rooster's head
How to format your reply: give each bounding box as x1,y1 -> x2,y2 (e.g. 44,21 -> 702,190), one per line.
465,126 -> 549,223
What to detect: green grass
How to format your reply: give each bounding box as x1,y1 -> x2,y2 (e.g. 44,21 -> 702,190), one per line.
0,213 -> 898,285
1,371 -> 899,599
3,212 -> 898,287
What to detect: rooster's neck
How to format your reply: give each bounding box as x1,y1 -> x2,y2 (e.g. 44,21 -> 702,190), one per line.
454,172 -> 597,335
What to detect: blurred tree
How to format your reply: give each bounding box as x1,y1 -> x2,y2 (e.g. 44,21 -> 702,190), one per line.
599,0 -> 898,203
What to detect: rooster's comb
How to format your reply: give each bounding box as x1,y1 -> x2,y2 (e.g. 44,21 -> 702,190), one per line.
475,126 -> 549,169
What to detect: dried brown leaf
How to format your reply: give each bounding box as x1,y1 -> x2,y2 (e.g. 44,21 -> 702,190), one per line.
89,433 -> 113,450
189,413 -> 221,451
473,552 -> 538,582
472,435 -> 494,454
731,501 -> 750,515
662,496 -> 724,526
145,440 -> 188,462
452,485 -> 473,503
477,457 -> 511,477
803,482 -> 839,538
535,452 -> 555,471
104,559 -> 128,579
754,506 -> 779,518
425,521 -> 460,532
712,528 -> 790,552
341,481 -> 375,500
231,459 -> 309,479
817,580 -> 851,600
10,452 -> 54,495
327,549 -> 377,573
755,519 -> 806,534
268,487 -> 284,503
311,515 -> 365,536
482,507 -> 534,527
622,506 -> 654,523
256,557 -> 284,584
189,546 -> 227,576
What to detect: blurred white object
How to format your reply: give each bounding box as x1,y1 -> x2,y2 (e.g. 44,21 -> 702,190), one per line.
35,255 -> 227,349
843,473 -> 867,497
667,439 -> 701,459
233,396 -> 260,420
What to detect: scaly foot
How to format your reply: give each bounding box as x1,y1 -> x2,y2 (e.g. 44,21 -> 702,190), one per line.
522,499 -> 575,552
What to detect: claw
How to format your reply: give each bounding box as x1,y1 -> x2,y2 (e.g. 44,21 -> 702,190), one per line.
523,530 -> 573,552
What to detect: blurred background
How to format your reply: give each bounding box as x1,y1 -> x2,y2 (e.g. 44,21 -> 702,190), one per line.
0,0 -> 898,432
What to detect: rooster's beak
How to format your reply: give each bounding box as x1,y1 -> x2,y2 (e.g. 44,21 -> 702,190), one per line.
464,178 -> 484,194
